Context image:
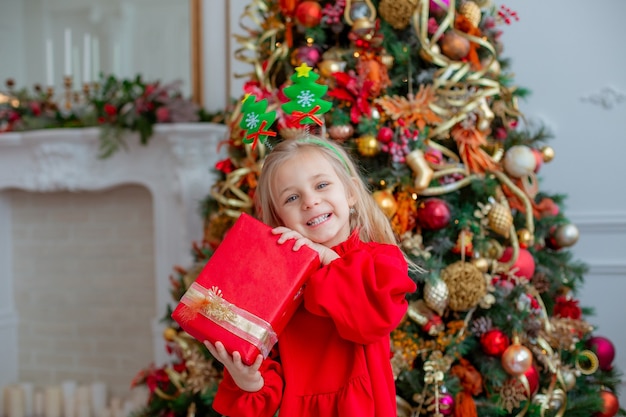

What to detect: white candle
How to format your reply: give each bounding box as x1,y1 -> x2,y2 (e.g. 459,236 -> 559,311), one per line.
34,391 -> 44,417
7,386 -> 25,417
83,33 -> 91,84
92,37 -> 100,81
18,383 -> 33,417
64,28 -> 72,76
3,385 -> 10,417
74,386 -> 90,417
43,386 -> 62,417
45,39 -> 54,86
89,383 -> 106,417
60,381 -> 75,417
112,43 -> 121,77
72,47 -> 81,87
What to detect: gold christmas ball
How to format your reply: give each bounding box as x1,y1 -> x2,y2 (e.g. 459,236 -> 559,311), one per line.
554,223 -> 580,248
381,52 -> 395,70
517,228 -> 535,247
459,1 -> 481,27
471,257 -> 489,273
373,189 -> 398,218
163,327 -> 178,342
440,32 -> 471,61
423,278 -> 449,316
318,58 -> 346,78
541,145 -> 555,163
356,135 -> 381,157
501,344 -> 533,376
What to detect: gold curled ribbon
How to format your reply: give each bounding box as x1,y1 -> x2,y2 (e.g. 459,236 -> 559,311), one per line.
234,0 -> 290,90
412,0 -> 504,140
181,282 -> 278,357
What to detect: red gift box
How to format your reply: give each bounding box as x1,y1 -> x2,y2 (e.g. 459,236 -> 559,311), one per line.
172,213 -> 320,365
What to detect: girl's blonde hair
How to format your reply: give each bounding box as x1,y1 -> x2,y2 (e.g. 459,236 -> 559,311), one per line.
255,136 -> 398,245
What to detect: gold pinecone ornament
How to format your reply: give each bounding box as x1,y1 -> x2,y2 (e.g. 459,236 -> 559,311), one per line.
487,201 -> 513,237
459,1 -> 482,27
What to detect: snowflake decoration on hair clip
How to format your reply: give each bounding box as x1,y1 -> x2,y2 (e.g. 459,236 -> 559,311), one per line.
239,94 -> 277,149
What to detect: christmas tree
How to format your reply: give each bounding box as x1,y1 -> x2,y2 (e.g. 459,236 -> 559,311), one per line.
132,1 -> 623,416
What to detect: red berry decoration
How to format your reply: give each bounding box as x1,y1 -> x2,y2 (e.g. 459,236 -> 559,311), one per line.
416,198 -> 451,230
587,336 -> 616,371
480,329 -> 510,356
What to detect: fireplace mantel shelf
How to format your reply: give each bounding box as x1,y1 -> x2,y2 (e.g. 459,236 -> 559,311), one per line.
0,123 -> 228,384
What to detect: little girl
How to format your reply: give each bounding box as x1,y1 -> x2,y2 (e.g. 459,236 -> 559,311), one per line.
204,136 -> 417,417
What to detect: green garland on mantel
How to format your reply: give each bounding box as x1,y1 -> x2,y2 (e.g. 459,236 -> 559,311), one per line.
0,75 -> 227,158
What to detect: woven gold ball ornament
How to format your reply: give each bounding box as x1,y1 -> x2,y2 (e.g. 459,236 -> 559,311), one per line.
423,278 -> 449,316
459,1 -> 482,27
356,134 -> 381,157
487,201 -> 513,238
440,261 -> 486,311
378,0 -> 418,30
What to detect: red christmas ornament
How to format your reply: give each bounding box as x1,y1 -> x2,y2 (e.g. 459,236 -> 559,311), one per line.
595,391 -> 619,417
416,198 -> 451,230
498,247 -> 535,281
522,364 -> 539,395
480,329 -> 510,356
587,336 -> 616,371
377,126 -> 394,143
295,1 -> 323,28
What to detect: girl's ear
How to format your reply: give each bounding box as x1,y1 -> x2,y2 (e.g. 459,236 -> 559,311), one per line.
347,177 -> 359,206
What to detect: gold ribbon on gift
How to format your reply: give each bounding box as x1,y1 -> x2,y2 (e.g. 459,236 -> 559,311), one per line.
180,282 -> 278,357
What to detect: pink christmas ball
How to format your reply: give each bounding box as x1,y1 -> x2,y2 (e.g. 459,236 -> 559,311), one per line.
430,0 -> 450,13
438,392 -> 455,415
587,336 -> 616,371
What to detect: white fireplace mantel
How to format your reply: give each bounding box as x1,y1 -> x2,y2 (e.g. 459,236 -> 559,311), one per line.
0,123 -> 228,384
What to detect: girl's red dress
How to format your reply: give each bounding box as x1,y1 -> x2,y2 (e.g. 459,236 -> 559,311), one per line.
212,230 -> 417,417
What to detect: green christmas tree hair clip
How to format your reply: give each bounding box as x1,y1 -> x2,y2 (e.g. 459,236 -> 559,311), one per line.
239,94 -> 277,149
281,63 -> 332,127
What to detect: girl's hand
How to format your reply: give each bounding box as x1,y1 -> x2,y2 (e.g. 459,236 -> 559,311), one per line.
204,341 -> 264,392
272,227 -> 339,265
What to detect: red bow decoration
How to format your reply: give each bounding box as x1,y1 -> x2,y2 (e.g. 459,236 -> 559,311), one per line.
244,120 -> 277,149
291,104 -> 324,126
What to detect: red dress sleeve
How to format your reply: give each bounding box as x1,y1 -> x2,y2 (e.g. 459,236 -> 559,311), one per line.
303,242 -> 416,344
211,356 -> 283,417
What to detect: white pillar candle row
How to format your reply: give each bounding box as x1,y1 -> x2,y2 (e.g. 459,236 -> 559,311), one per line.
1,382 -> 114,417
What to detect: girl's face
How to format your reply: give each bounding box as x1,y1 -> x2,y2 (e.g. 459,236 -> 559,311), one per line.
271,148 -> 356,248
